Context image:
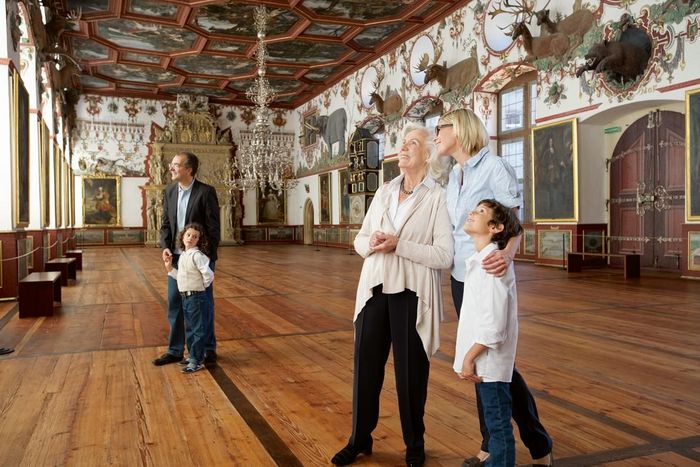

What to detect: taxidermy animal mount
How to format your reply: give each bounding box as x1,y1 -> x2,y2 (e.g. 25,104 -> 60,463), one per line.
369,80 -> 403,118
509,21 -> 570,61
45,7 -> 82,47
535,6 -> 595,49
415,44 -> 479,97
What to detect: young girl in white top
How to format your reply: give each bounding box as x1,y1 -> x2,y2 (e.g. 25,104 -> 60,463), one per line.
454,199 -> 523,467
164,223 -> 214,373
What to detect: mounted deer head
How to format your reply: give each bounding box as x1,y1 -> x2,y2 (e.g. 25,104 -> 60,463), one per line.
45,7 -> 82,46
489,0 -> 537,24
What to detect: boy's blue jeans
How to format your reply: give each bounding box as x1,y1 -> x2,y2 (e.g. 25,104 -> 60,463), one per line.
476,382 -> 515,467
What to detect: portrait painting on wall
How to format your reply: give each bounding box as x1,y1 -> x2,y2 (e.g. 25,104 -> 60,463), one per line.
319,172 -> 332,224
382,158 -> 400,183
257,185 -> 286,224
532,118 -> 578,222
12,70 -> 30,227
538,229 -> 572,260
689,232 -> 700,271
83,176 -> 121,226
686,88 -> 700,220
338,169 -> 350,224
41,122 -> 50,227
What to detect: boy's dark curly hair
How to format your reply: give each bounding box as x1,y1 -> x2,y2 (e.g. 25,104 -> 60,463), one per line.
176,222 -> 210,255
477,199 -> 523,250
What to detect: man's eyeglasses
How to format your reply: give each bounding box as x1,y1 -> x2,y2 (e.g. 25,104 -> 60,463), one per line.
435,123 -> 453,136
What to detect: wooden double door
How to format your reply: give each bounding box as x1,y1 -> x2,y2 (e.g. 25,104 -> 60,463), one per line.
609,110 -> 685,271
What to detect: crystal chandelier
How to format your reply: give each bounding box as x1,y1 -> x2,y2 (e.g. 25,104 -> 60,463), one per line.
228,6 -> 297,192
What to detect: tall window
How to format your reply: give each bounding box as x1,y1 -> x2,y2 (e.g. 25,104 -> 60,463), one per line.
498,72 -> 537,222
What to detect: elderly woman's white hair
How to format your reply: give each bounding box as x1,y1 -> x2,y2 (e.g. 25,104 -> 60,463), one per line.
400,123 -> 452,185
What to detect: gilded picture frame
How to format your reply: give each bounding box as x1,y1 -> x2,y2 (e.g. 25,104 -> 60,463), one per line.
538,229 -> 572,260
54,146 -> 62,227
689,232 -> 700,271
382,157 -> 400,183
338,169 -> 350,224
319,172 -> 332,224
82,176 -> 121,226
11,69 -> 30,227
531,118 -> 578,222
257,185 -> 286,224
41,121 -> 50,227
686,88 -> 700,221
524,229 -> 536,255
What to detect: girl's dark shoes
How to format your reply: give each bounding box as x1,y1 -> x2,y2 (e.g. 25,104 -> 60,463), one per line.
331,438 -> 373,466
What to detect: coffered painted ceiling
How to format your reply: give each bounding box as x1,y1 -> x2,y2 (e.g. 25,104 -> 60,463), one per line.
60,0 -> 471,108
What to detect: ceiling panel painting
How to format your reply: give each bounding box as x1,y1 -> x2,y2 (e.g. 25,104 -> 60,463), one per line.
270,79 -> 304,93
172,55 -> 254,76
67,0 -> 109,13
353,23 -> 404,48
118,83 -> 154,90
187,77 -> 222,86
128,0 -> 179,19
266,66 -> 297,76
412,1 -> 441,19
304,66 -> 343,81
97,64 -> 179,84
121,51 -> 162,64
80,76 -> 112,88
71,37 -> 110,61
96,19 -> 198,52
194,3 -> 299,37
207,41 -> 250,53
267,41 -> 349,64
162,87 -> 231,97
304,23 -> 351,37
304,0 -> 409,20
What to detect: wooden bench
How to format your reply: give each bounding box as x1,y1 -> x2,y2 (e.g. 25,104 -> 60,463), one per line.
19,272 -> 62,318
65,249 -> 83,270
567,252 -> 641,279
45,258 -> 77,286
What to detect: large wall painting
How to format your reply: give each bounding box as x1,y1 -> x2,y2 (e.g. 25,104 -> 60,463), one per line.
538,229 -> 572,260
257,186 -> 286,224
338,169 -> 350,224
689,232 -> 700,271
12,70 -> 30,227
319,172 -> 332,224
83,176 -> 121,226
687,88 -> 700,221
532,118 -> 578,222
382,158 -> 400,183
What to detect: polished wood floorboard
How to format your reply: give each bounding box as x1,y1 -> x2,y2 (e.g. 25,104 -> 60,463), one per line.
0,245 -> 698,466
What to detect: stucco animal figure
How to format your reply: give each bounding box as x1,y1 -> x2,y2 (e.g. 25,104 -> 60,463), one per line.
415,45 -> 480,95
369,81 -> 403,117
575,40 -> 650,83
304,108 -> 347,157
535,8 -> 595,38
510,21 -> 570,61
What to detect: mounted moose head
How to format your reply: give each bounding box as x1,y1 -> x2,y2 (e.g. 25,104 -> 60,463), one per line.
368,79 -> 403,118
414,44 -> 480,96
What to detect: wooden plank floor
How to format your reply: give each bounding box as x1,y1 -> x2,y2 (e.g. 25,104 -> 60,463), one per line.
0,245 -> 698,466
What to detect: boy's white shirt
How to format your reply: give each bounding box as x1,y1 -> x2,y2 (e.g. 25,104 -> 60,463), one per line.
453,242 -> 518,383
167,246 -> 214,289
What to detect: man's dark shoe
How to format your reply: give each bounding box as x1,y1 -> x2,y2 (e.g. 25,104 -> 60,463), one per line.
406,447 -> 425,467
331,438 -> 372,465
462,456 -> 485,467
152,353 -> 183,366
204,351 -> 217,365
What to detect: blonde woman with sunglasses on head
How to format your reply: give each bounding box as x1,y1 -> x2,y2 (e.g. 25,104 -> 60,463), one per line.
433,109 -> 553,467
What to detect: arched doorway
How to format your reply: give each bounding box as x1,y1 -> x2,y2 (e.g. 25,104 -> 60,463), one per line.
303,198 -> 314,245
609,110 -> 685,270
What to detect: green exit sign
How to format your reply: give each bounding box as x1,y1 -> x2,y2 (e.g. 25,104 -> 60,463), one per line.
604,126 -> 622,134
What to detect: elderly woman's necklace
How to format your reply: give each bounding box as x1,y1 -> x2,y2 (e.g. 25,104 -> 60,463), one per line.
400,179 -> 414,195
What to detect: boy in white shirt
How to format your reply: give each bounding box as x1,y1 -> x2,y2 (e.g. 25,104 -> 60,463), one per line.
454,199 -> 523,467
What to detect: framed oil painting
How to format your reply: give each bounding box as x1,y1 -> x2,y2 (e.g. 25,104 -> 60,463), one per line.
319,172 -> 332,224
538,229 -> 572,260
524,229 -> 536,255
108,229 -> 144,244
83,176 -> 121,226
338,169 -> 350,224
532,118 -> 578,222
583,230 -> 605,254
689,232 -> 700,271
686,88 -> 700,221
41,121 -> 50,227
257,185 -> 286,224
382,158 -> 400,183
11,69 -> 30,227
54,146 -> 62,227
76,229 -> 105,245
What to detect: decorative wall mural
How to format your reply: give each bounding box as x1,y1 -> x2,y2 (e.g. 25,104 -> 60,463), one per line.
97,19 -> 198,52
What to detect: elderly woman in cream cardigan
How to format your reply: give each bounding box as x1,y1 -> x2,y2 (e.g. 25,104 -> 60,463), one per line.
332,123 -> 454,467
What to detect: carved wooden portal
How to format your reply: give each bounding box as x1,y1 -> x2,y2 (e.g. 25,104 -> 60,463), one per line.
609,110 -> 685,270
143,111 -> 240,247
